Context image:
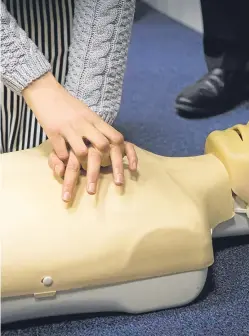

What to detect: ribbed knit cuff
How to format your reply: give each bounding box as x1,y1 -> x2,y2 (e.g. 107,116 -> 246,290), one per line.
1,51 -> 51,94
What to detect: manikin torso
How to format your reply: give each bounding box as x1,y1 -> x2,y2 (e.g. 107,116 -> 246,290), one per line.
1,139 -> 235,300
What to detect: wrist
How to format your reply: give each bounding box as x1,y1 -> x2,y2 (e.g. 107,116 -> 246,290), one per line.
22,72 -> 61,108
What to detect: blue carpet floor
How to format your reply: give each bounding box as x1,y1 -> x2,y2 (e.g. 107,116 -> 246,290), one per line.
2,6 -> 249,336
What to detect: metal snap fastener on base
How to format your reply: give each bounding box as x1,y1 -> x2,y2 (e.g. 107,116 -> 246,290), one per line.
41,276 -> 53,287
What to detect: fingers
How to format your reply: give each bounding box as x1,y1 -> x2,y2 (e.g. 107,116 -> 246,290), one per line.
48,151 -> 65,177
62,131 -> 88,159
110,145 -> 124,186
74,122 -> 110,153
84,124 -> 110,152
62,151 -> 80,202
49,136 -> 137,201
86,147 -> 102,195
49,135 -> 69,162
124,142 -> 138,171
94,120 -> 124,145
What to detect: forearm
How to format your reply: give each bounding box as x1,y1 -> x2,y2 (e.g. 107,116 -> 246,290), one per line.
0,2 -> 51,94
64,0 -> 135,124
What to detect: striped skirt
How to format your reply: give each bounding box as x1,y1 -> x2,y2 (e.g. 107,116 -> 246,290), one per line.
1,0 -> 74,153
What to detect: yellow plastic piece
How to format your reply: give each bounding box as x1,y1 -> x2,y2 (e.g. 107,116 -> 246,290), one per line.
205,121 -> 249,205
0,138 -> 233,299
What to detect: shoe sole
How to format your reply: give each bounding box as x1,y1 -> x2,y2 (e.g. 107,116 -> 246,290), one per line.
175,103 -> 227,119
175,99 -> 248,119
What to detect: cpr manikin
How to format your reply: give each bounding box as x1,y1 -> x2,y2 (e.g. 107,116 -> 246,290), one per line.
1,122 -> 249,324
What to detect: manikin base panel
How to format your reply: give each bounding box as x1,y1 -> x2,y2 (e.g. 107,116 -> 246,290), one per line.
2,212 -> 248,325
213,197 -> 249,237
2,269 -> 207,324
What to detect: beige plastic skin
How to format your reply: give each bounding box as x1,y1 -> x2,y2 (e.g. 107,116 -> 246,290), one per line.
1,140 -> 234,300
205,122 -> 249,205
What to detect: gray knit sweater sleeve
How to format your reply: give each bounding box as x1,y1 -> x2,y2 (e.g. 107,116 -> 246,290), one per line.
1,0 -> 135,124
64,0 -> 135,124
0,2 -> 51,93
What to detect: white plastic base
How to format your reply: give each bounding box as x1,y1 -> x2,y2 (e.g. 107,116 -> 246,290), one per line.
2,202 -> 248,324
213,198 -> 249,237
2,269 -> 207,324
213,213 -> 249,237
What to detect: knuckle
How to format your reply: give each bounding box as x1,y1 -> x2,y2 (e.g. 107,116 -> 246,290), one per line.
113,132 -> 124,145
75,148 -> 88,158
126,142 -> 133,149
98,139 -> 110,152
63,182 -> 74,191
47,127 -> 61,138
58,152 -> 69,161
90,148 -> 101,158
113,165 -> 123,172
129,148 -> 136,158
67,161 -> 80,172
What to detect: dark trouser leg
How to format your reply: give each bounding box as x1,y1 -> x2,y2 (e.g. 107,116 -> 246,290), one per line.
175,0 -> 249,117
201,0 -> 249,72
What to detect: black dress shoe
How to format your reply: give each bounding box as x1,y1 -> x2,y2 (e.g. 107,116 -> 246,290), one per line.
175,68 -> 249,118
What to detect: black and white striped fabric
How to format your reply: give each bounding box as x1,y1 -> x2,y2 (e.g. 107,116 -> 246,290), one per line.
1,0 -> 74,153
